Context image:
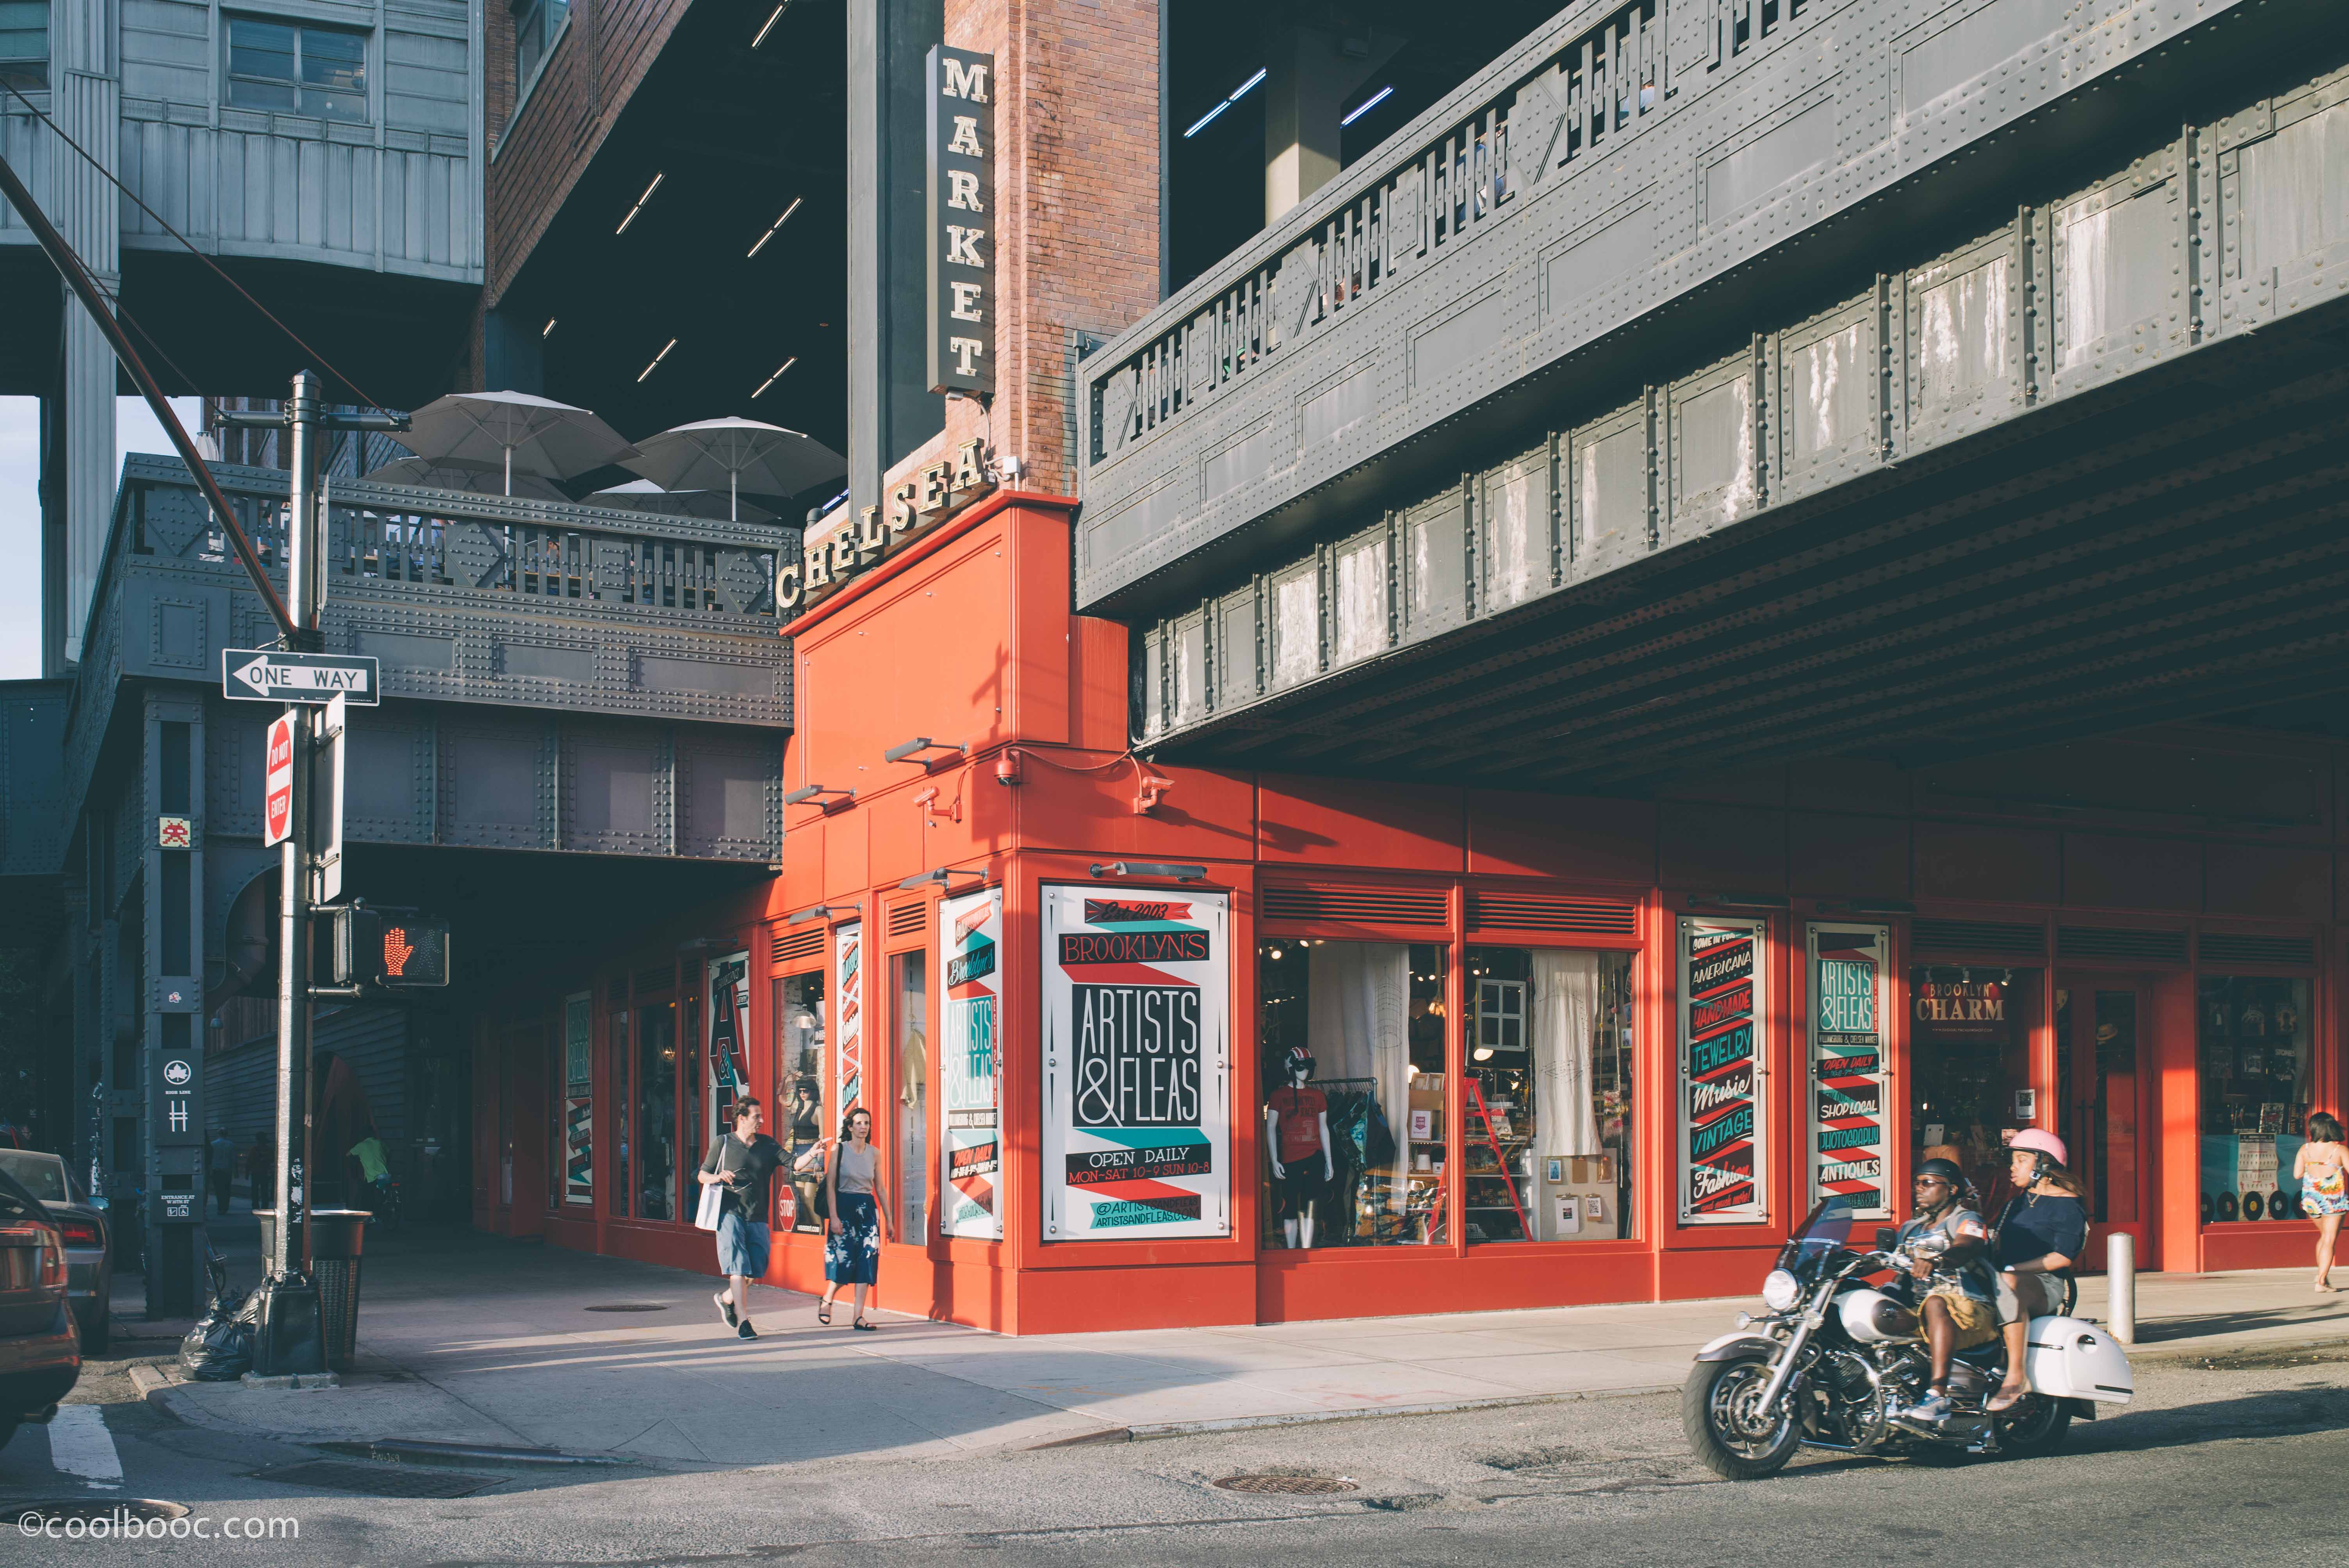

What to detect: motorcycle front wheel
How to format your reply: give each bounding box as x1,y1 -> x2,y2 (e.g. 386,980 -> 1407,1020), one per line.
1683,1355 -> 1803,1480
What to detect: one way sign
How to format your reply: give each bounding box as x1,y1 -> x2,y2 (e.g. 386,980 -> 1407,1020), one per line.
222,648 -> 381,705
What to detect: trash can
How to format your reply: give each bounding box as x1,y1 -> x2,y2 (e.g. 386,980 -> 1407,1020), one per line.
252,1210 -> 370,1371
308,1210 -> 371,1372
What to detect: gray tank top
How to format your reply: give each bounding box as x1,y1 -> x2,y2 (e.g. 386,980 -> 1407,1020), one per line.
834,1141 -> 878,1194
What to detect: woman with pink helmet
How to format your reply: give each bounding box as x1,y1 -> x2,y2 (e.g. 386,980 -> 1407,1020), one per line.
1985,1127 -> 2089,1413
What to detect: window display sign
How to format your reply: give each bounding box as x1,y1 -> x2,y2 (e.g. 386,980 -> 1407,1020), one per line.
1042,885 -> 1230,1240
563,991 -> 593,1206
1807,925 -> 1889,1219
1679,917 -> 1766,1225
940,886 -> 1004,1239
706,951 -> 751,1142
835,924 -> 864,1116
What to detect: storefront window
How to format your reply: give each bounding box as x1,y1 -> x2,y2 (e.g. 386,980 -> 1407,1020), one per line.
1257,941 -> 1447,1248
1911,967 -> 2041,1213
775,971 -> 826,1234
2198,976 -> 2313,1224
680,993 -> 702,1220
1465,948 -> 1634,1242
608,1008 -> 630,1219
637,1002 -> 675,1221
895,951 -> 930,1244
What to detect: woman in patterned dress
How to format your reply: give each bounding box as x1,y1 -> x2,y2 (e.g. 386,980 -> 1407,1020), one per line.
821,1107 -> 893,1329
2294,1112 -> 2349,1292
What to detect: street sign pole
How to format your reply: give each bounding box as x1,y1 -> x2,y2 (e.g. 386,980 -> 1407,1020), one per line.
261,371 -> 327,1377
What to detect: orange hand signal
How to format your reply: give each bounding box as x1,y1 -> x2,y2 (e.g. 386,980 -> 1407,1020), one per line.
383,927 -> 414,977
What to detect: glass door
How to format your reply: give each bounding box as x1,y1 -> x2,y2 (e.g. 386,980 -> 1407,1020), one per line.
2054,978 -> 2155,1267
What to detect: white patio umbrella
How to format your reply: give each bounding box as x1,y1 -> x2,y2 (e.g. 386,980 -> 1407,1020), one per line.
620,417 -> 846,521
363,455 -> 569,502
591,479 -> 776,524
390,390 -> 637,496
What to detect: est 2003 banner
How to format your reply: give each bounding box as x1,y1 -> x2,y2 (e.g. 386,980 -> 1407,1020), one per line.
1679,917 -> 1767,1225
940,886 -> 1004,1239
1041,885 -> 1230,1240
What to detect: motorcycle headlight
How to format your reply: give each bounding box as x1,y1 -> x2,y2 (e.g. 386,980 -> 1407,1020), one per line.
1760,1268 -> 1802,1311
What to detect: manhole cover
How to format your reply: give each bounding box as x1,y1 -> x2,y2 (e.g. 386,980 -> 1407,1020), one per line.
1212,1474 -> 1358,1495
582,1303 -> 668,1313
9,1500 -> 189,1527
253,1461 -> 503,1499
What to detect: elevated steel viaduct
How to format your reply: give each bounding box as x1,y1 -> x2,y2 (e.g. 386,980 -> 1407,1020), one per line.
1082,0 -> 2349,791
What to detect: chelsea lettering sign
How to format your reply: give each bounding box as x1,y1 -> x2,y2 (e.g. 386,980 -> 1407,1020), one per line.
927,45 -> 994,396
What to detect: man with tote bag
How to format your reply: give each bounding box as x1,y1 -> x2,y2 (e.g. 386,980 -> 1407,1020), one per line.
697,1099 -> 784,1340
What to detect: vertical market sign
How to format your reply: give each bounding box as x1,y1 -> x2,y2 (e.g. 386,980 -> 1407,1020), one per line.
940,887 -> 1003,1239
1042,886 -> 1230,1239
563,991 -> 593,1206
1680,918 -> 1767,1224
1809,925 -> 1889,1219
706,951 -> 751,1143
835,924 -> 864,1116
925,46 -> 994,396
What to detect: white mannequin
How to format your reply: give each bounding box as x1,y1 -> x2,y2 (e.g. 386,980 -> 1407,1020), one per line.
1265,1051 -> 1333,1248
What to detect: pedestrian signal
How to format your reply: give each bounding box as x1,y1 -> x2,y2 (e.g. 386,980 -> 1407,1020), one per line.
332,906 -> 451,988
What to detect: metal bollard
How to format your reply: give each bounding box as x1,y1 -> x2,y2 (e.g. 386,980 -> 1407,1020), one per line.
2107,1231 -> 2136,1345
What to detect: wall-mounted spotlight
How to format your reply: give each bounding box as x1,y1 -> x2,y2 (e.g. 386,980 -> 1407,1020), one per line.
886,736 -> 966,771
1089,861 -> 1208,883
784,783 -> 855,813
783,903 -> 854,926
899,867 -> 981,893
1686,892 -> 1791,911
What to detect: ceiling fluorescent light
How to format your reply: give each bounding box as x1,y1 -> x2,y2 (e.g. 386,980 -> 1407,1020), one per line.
752,1 -> 791,49
1183,66 -> 1268,139
1341,84 -> 1394,127
541,317 -> 556,338
636,338 -> 677,383
752,357 -> 797,399
615,171 -> 665,233
747,196 -> 804,258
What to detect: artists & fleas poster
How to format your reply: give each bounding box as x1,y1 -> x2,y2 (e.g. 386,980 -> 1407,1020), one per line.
1042,885 -> 1230,1240
940,886 -> 1004,1239
1808,923 -> 1889,1219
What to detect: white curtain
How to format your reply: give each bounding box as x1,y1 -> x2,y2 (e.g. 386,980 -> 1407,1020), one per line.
1532,950 -> 1602,1159
1308,943 -> 1412,1207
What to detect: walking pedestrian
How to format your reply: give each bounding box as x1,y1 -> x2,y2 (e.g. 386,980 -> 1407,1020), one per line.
2295,1111 -> 2348,1292
208,1128 -> 237,1216
698,1098 -> 783,1339
820,1107 -> 892,1330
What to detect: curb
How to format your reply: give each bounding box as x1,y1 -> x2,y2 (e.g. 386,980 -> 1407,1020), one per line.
1119,1383 -> 1679,1441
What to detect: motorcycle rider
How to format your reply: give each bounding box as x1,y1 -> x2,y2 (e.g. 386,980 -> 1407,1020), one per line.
1893,1156 -> 1999,1427
1985,1128 -> 2089,1412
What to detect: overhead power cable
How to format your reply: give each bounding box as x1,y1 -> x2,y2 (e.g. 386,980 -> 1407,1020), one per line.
1,76 -> 394,415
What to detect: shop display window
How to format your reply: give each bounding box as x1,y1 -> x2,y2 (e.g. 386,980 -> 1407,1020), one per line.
895,950 -> 930,1244
1257,940 -> 1447,1248
1465,948 -> 1635,1242
608,1008 -> 630,1219
1910,967 -> 2041,1215
2198,976 -> 2313,1224
680,993 -> 703,1220
774,971 -> 827,1234
636,1001 -> 676,1221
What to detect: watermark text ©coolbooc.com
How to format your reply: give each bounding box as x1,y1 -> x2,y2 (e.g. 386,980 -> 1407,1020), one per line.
19,1507 -> 300,1540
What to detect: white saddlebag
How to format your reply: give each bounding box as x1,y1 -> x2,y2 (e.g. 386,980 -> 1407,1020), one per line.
2024,1315 -> 2134,1403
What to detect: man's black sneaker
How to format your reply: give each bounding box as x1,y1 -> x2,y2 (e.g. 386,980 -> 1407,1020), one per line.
715,1292 -> 737,1328
737,1320 -> 758,1340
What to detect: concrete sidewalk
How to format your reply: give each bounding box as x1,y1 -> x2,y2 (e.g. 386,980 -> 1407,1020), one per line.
123,1217 -> 2349,1468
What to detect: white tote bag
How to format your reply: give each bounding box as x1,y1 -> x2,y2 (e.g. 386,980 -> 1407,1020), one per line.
693,1138 -> 729,1231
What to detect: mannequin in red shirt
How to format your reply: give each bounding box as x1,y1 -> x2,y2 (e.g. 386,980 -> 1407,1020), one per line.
1265,1045 -> 1333,1248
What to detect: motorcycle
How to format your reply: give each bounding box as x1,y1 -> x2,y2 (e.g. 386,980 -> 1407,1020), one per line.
1682,1197 -> 2134,1479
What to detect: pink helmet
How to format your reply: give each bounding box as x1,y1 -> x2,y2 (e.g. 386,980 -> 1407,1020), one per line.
2010,1127 -> 2068,1166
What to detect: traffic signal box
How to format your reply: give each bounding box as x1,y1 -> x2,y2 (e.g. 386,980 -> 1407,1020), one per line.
332,906 -> 451,988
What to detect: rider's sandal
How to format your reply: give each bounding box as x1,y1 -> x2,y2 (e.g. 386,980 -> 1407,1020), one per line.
1985,1386 -> 2027,1413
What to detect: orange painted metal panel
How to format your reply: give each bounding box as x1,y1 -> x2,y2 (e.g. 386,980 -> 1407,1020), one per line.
1259,775 -> 1464,870
1467,790 -> 1655,884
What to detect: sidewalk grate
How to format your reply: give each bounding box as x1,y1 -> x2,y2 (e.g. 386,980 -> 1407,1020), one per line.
581,1303 -> 670,1312
252,1461 -> 503,1499
1213,1474 -> 1358,1495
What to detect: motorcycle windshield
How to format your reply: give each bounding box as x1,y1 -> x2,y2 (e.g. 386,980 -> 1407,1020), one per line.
1787,1197 -> 1857,1260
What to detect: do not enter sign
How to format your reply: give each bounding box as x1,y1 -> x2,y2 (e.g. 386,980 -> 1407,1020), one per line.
264,713 -> 295,846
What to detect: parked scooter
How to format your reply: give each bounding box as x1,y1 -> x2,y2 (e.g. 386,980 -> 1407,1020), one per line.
1682,1197 -> 2133,1479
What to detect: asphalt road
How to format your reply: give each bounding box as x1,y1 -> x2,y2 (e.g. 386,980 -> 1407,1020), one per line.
5,1340 -> 2344,1565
